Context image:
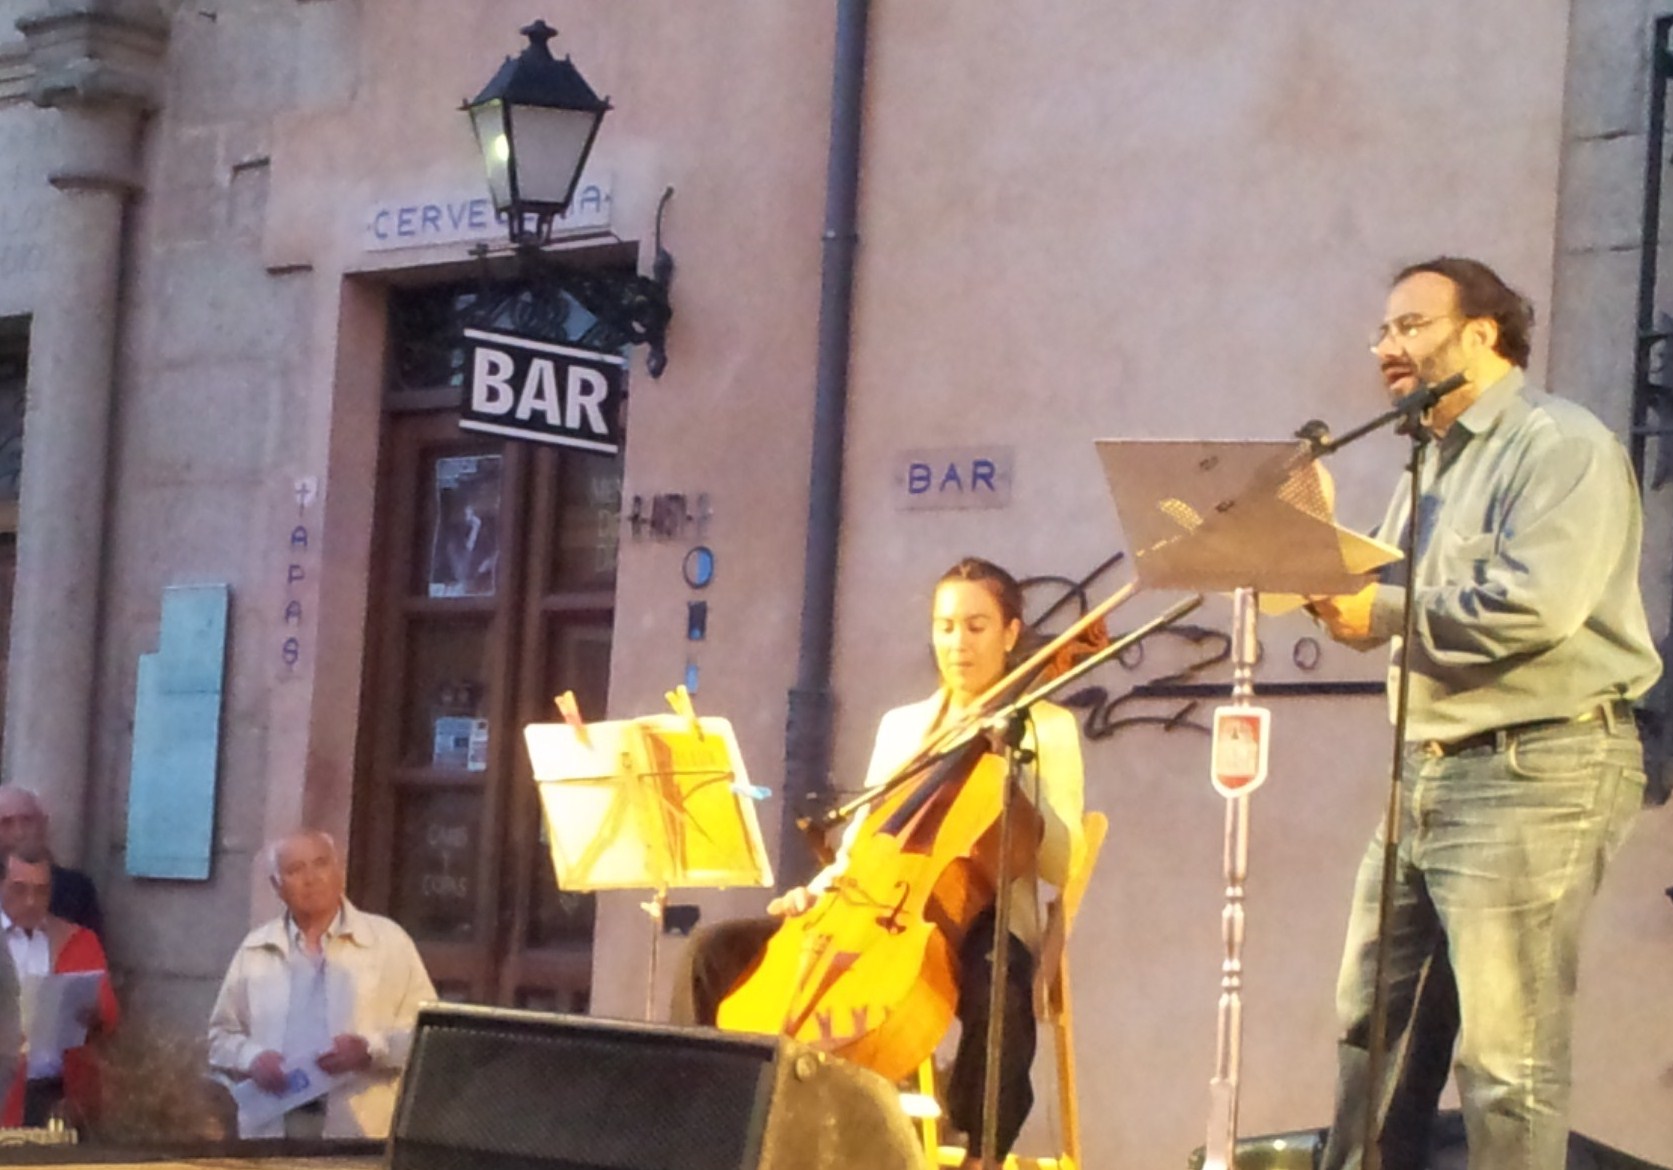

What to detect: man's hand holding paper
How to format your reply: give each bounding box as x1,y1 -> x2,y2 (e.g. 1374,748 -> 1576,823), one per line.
230,1054 -> 341,1131
1307,582 -> 1377,641
317,1032 -> 372,1075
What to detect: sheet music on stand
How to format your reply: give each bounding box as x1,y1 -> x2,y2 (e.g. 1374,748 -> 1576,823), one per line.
525,714 -> 773,892
1096,436 -> 1401,1170
525,713 -> 773,1019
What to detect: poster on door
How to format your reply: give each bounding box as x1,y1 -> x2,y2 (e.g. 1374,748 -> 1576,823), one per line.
428,454 -> 503,599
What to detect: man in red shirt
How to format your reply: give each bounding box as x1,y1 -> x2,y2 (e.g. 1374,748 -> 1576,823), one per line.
0,845 -> 119,1128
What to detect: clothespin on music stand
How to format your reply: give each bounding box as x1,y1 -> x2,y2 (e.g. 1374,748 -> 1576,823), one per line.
554,690 -> 592,752
664,684 -> 703,740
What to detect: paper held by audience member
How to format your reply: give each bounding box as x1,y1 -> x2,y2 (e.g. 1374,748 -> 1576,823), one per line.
230,1057 -> 341,1133
19,971 -> 103,1062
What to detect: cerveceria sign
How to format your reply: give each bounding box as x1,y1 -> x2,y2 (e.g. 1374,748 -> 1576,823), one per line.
461,327 -> 625,454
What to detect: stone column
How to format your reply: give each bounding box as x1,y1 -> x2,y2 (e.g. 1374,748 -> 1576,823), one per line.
5,1 -> 169,858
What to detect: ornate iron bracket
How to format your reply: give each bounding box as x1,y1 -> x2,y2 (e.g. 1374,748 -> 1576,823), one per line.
469,186 -> 676,377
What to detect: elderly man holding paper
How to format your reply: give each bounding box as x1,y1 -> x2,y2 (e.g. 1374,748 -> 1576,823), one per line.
0,844 -> 119,1128
207,830 -> 434,1139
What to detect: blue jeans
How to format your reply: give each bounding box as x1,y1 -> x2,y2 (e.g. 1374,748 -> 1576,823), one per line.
1321,715 -> 1644,1170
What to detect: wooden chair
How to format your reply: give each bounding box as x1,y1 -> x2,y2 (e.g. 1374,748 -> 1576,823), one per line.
909,811 -> 1109,1170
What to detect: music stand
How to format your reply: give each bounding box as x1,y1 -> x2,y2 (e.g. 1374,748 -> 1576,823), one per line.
1095,438 -> 1399,1170
525,714 -> 774,1019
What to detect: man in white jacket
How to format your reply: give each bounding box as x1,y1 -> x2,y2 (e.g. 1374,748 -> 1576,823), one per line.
207,830 -> 434,1139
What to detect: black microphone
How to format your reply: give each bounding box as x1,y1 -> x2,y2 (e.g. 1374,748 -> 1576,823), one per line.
1393,371 -> 1467,436
1295,418 -> 1333,448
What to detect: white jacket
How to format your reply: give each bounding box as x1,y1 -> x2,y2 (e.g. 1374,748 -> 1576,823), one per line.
206,898 -> 435,1138
808,692 -> 1086,947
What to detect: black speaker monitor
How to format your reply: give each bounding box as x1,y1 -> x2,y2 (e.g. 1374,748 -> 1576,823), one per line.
391,1004 -> 923,1170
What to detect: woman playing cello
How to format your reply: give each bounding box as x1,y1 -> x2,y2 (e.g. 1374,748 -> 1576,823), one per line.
672,556 -> 1085,1166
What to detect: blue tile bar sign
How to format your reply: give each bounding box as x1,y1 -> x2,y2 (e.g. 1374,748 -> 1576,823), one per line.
894,446 -> 1014,510
461,327 -> 626,455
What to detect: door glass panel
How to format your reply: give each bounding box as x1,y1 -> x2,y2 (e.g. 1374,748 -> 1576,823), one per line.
385,279 -> 618,398
525,841 -> 597,948
392,787 -> 482,941
401,616 -> 492,769
386,285 -> 475,396
551,451 -> 623,591
546,618 -> 613,721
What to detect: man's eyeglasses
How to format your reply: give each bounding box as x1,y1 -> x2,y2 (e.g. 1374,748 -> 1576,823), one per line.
1368,314 -> 1452,352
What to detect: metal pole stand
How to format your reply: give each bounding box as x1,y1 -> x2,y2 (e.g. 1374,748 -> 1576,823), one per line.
1203,586 -> 1269,1170
978,709 -> 1031,1170
642,886 -> 669,1021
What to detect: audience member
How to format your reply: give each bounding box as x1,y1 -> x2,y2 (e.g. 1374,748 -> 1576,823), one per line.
0,845 -> 119,1128
0,788 -> 102,935
206,830 -> 434,1139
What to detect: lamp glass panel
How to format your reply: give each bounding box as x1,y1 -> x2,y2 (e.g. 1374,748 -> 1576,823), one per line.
507,104 -> 599,208
467,100 -> 513,213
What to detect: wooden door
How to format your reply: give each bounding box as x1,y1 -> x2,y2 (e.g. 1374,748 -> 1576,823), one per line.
354,410 -> 621,1009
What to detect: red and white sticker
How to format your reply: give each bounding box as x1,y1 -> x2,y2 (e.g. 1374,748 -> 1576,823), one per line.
1210,706 -> 1270,797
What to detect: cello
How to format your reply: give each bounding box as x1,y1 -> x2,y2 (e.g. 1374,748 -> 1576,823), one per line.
715,578 -> 1143,1082
716,731 -> 1041,1081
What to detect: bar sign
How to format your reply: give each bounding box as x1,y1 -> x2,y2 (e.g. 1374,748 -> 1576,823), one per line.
462,327 -> 626,455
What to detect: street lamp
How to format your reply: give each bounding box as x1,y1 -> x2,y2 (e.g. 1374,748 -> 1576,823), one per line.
463,21 -> 673,377
463,20 -> 611,247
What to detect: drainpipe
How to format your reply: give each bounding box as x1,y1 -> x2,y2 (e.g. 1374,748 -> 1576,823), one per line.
781,0 -> 869,883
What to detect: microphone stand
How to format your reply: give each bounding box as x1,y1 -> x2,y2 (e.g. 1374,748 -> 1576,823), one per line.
1295,372 -> 1462,1170
968,593 -> 1202,1170
979,705 -> 1028,1170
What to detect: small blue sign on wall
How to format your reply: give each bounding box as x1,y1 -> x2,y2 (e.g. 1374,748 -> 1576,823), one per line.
126,584 -> 229,880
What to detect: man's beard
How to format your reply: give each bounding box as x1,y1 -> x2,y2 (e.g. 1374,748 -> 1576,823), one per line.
1412,334 -> 1467,391
1386,332 -> 1466,402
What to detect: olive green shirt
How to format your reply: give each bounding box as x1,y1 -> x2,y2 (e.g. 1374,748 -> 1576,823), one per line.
1362,369 -> 1661,742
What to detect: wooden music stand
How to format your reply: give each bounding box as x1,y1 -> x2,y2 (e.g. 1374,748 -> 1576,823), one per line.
525,713 -> 774,1019
1096,437 -> 1399,1170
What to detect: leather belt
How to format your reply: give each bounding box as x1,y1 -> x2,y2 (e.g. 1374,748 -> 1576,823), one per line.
1419,699 -> 1634,758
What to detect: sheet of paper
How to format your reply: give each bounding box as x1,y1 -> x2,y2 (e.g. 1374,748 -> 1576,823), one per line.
20,971 -> 103,1063
1258,528 -> 1404,615
230,1057 -> 340,1134
526,714 -> 774,892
